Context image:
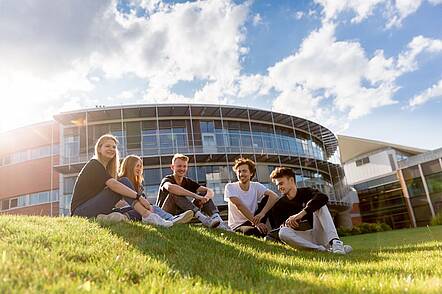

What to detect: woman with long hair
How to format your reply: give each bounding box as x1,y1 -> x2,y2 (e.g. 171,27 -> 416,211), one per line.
116,155 -> 194,224
70,134 -> 172,227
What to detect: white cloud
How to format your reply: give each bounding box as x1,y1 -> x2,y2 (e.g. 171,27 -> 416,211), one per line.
409,79 -> 442,107
0,0 -> 250,131
397,36 -> 442,72
314,0 -> 433,28
386,0 -> 422,28
294,11 -> 305,20
314,0 -> 385,23
243,24 -> 441,131
267,23 -> 397,128
237,74 -> 271,97
252,13 -> 262,26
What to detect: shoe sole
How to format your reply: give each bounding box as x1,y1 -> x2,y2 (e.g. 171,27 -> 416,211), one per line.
173,210 -> 194,224
97,213 -> 127,223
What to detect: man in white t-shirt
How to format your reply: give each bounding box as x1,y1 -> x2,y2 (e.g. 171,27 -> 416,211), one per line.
224,158 -> 279,237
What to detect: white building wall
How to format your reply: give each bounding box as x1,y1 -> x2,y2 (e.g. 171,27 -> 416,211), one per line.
344,149 -> 396,185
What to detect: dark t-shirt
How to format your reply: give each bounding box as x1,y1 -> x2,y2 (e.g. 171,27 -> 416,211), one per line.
156,174 -> 201,207
269,187 -> 328,228
71,159 -> 112,213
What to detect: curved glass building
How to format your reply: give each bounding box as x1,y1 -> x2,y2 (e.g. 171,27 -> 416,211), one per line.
53,104 -> 350,217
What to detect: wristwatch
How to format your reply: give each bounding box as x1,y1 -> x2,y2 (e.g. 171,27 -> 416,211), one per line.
135,191 -> 142,200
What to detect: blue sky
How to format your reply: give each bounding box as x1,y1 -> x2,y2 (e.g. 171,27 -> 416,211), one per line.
0,0 -> 441,150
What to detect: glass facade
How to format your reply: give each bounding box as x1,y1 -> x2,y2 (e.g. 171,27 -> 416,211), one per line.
356,178 -> 411,229
62,119 -> 326,165
0,190 -> 59,212
402,165 -> 433,226
0,144 -> 59,167
421,160 -> 442,214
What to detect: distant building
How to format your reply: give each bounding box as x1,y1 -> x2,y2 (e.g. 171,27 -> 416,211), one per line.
0,122 -> 60,216
339,135 -> 442,228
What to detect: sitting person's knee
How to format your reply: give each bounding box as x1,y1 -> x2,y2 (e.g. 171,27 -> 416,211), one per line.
279,226 -> 294,241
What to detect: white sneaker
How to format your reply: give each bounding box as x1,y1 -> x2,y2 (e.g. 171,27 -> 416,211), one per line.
97,212 -> 128,223
171,210 -> 194,224
216,221 -> 233,232
331,239 -> 346,254
142,213 -> 173,228
200,214 -> 221,228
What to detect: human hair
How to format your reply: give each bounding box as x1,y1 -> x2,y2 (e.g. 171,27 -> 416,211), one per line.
94,134 -> 119,179
119,155 -> 144,192
232,157 -> 256,178
270,167 -> 295,180
172,153 -> 189,164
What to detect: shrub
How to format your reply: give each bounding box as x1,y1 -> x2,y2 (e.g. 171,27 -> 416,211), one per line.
431,212 -> 442,226
337,222 -> 392,236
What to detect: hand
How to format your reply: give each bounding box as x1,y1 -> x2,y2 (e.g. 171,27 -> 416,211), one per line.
205,188 -> 214,199
193,195 -> 208,208
200,196 -> 209,204
255,223 -> 269,235
286,210 -> 307,229
252,213 -> 264,225
138,196 -> 151,210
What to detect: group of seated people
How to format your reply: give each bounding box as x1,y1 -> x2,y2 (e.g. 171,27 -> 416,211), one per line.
71,134 -> 352,254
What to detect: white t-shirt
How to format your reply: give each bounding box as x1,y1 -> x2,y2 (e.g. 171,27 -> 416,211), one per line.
224,181 -> 269,229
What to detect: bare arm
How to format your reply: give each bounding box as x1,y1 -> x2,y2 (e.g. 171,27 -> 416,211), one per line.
105,178 -> 151,209
163,182 -> 205,201
252,190 -> 279,224
106,178 -> 138,198
229,197 -> 255,222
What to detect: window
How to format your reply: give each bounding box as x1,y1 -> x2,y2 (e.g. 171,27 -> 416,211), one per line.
51,190 -> 59,201
422,160 -> 441,176
39,146 -> 51,157
53,144 -> 60,155
30,148 -> 40,159
63,177 -> 76,195
18,195 -> 29,207
3,154 -> 11,165
200,121 -> 214,133
356,157 -> 370,166
1,199 -> 9,211
126,122 -> 141,151
29,193 -> 40,205
38,192 -> 50,203
10,198 -> 18,209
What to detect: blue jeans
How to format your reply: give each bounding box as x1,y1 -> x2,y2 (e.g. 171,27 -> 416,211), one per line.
73,177 -> 137,218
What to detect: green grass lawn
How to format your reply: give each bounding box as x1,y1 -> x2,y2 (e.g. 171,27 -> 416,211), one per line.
0,216 -> 441,293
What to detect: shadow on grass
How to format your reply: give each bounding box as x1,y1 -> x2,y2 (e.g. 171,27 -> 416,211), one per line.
101,222 -> 337,292
99,221 -> 391,292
